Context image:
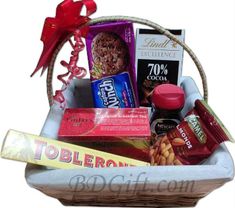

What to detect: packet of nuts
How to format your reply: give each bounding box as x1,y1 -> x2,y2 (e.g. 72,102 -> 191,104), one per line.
150,100 -> 234,166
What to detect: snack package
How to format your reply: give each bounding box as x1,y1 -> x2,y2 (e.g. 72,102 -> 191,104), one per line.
136,29 -> 185,107
149,100 -> 234,165
58,108 -> 151,161
91,72 -> 136,108
86,21 -> 138,107
1,130 -> 150,169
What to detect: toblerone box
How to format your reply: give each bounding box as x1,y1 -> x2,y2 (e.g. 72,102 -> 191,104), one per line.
1,130 -> 150,169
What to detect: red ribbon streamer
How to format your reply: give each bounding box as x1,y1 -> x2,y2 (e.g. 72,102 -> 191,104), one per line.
31,0 -> 96,77
53,29 -> 87,108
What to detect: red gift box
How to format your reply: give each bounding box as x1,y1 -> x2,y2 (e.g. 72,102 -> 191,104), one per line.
58,108 -> 151,161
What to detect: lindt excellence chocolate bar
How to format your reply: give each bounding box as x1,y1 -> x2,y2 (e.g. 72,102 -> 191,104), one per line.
136,29 -> 185,107
1,130 -> 150,169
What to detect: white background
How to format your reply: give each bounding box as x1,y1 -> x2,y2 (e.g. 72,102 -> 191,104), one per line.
0,0 -> 234,207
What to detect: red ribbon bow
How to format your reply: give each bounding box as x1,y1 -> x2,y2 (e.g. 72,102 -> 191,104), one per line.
31,0 -> 96,77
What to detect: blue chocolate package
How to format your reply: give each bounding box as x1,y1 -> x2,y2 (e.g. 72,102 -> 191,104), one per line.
91,72 -> 136,108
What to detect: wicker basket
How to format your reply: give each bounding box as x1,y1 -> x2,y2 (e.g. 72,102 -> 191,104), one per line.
25,16 -> 234,207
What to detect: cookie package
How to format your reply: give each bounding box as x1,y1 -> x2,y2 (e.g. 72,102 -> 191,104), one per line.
86,21 -> 138,108
91,72 -> 136,108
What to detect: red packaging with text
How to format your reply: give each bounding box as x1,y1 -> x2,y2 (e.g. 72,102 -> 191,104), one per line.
150,100 -> 234,165
58,108 -> 151,161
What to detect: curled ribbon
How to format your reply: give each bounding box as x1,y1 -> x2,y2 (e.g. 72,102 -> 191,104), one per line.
53,29 -> 87,108
31,0 -> 96,77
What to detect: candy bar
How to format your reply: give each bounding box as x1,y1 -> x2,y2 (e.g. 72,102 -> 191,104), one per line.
136,29 -> 185,107
91,72 -> 136,108
1,130 -> 150,169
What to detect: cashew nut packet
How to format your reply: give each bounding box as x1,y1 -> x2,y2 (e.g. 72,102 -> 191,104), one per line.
150,100 -> 234,166
1,130 -> 150,169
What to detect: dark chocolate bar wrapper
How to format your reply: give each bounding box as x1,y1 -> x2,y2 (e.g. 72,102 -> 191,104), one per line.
136,29 -> 185,107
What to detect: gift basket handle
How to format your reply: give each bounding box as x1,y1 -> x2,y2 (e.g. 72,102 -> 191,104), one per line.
46,16 -> 208,106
